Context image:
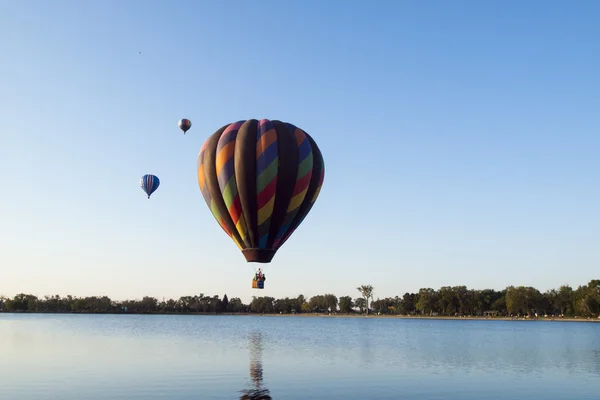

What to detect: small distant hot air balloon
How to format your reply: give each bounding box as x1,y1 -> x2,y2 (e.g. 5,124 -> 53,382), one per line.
140,174 -> 160,199
178,119 -> 192,134
197,119 -> 325,273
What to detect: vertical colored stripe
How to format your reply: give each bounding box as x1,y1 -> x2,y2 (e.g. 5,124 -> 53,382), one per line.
141,174 -> 159,197
197,123 -> 246,253
198,150 -> 232,239
272,128 -> 314,248
216,122 -> 250,247
256,119 -> 278,248
277,134 -> 324,250
311,154 -> 325,202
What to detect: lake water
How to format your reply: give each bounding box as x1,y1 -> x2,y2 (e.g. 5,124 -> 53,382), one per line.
1,314 -> 599,400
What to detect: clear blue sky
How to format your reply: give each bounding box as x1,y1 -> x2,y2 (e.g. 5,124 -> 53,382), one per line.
1,0 -> 599,303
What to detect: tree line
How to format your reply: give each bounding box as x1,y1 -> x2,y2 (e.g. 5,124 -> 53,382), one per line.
1,280 -> 599,317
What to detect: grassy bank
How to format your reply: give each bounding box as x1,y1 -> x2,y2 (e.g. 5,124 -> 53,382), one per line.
232,313 -> 600,322
3,310 -> 600,322
4,309 -> 600,322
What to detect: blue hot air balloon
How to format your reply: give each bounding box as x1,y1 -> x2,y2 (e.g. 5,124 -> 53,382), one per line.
140,174 -> 160,199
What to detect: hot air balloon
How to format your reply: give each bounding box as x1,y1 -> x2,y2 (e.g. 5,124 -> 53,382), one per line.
140,174 -> 160,199
178,118 -> 192,134
197,119 -> 325,288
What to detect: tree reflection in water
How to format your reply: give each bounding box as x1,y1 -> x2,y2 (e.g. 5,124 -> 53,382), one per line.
239,331 -> 272,400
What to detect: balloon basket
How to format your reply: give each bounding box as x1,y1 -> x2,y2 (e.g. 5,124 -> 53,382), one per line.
252,279 -> 265,289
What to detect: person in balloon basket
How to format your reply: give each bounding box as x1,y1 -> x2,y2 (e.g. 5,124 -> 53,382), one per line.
252,268 -> 266,289
254,268 -> 266,282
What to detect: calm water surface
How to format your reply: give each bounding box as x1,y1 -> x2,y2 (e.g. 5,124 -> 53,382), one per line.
1,314 -> 599,399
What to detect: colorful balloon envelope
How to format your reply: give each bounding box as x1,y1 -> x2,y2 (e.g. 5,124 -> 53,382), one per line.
197,119 -> 325,263
178,119 -> 192,134
140,174 -> 160,199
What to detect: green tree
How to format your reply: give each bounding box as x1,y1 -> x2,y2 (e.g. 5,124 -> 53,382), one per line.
576,280 -> 600,316
505,286 -> 544,316
438,286 -> 458,315
295,295 -> 306,313
228,297 -> 245,312
400,293 -> 417,315
416,288 -> 438,315
324,294 -> 338,312
357,285 -> 374,315
221,294 -> 229,312
354,297 -> 366,313
548,285 -> 574,315
338,296 -> 354,313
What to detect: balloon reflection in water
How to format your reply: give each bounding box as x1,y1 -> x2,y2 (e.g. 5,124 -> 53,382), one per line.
239,331 -> 272,400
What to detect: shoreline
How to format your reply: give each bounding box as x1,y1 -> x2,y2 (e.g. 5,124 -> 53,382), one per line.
2,311 -> 599,323
249,313 -> 600,323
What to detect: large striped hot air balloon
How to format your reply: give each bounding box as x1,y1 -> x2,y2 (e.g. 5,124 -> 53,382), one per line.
197,119 -> 325,267
140,174 -> 160,199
